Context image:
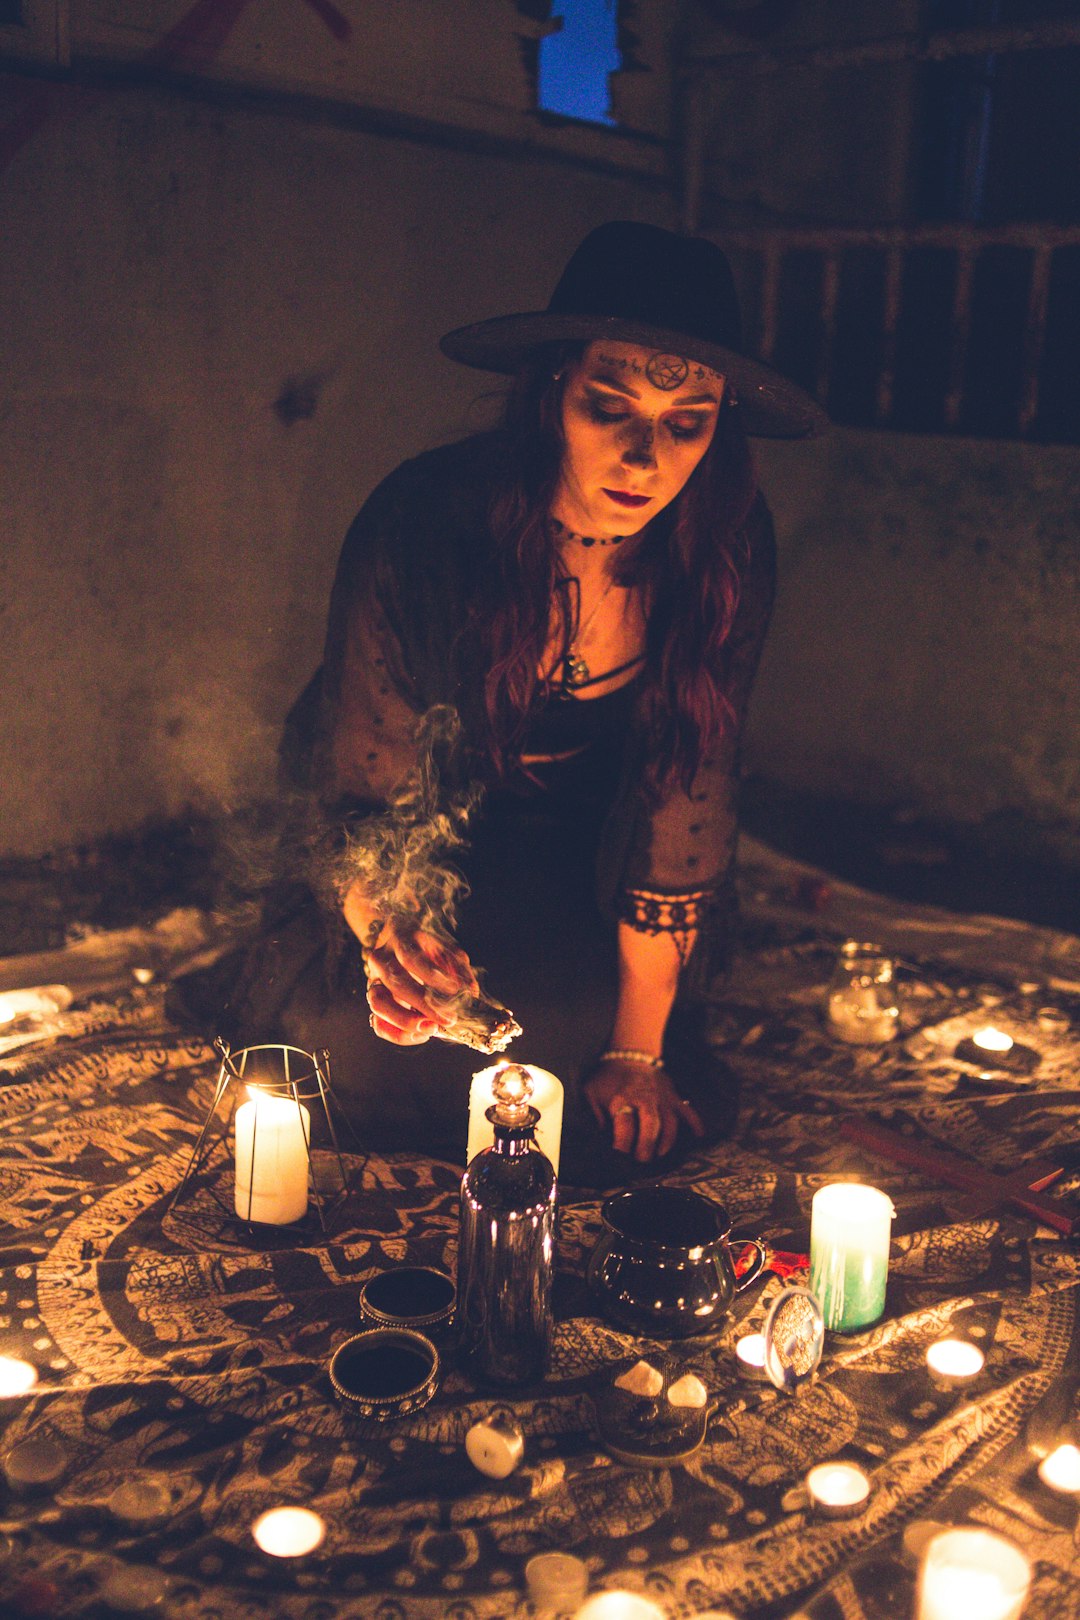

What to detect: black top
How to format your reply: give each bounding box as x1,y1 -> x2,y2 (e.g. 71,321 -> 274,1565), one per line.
298,431 -> 777,995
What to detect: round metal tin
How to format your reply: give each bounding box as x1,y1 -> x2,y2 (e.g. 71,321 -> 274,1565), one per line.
329,1328 -> 439,1423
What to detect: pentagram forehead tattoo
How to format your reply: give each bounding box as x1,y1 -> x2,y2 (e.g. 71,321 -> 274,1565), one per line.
596,351 -> 722,392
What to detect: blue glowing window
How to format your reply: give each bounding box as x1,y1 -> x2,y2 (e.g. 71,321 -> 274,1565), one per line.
538,0 -> 620,126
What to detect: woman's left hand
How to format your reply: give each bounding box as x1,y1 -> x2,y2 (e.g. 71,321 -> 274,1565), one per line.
584,1058 -> 704,1163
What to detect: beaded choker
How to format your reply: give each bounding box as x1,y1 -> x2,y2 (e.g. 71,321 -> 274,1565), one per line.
550,516 -> 625,549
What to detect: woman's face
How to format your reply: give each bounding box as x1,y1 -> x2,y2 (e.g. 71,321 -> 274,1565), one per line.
553,341 -> 724,541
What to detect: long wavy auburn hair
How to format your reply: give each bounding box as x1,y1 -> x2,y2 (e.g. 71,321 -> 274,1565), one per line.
477,342 -> 758,798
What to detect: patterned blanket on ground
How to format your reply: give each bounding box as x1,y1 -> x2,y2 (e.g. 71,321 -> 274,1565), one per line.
0,844 -> 1078,1619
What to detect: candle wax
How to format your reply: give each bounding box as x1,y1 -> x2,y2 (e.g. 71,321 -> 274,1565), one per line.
809,1183 -> 893,1332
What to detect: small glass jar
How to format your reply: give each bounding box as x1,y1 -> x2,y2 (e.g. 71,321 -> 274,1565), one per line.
825,941 -> 899,1046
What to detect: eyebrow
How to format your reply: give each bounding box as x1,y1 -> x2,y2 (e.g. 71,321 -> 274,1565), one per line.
587,373 -> 720,406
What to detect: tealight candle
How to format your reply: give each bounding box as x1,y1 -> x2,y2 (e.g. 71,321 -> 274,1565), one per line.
465,1415 -> 524,1479
736,1333 -> 768,1380
918,1528 -> 1031,1620
1038,1443 -> 1080,1495
467,1063 -> 563,1174
971,1026 -> 1015,1054
809,1183 -> 894,1332
926,1338 -> 985,1388
574,1594 -> 666,1620
2,1434 -> 68,1492
525,1551 -> 589,1612
234,1089 -> 310,1224
805,1461 -> 871,1516
99,1565 -> 170,1614
252,1506 -> 326,1558
108,1477 -> 175,1528
0,1357 -> 39,1397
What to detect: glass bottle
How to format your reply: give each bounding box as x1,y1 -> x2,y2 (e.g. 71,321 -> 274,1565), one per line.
456,1063 -> 556,1386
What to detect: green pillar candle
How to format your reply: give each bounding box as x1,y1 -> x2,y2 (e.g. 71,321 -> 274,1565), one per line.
809,1183 -> 894,1332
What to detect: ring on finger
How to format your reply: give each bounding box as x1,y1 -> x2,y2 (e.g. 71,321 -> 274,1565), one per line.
613,1104 -> 636,1117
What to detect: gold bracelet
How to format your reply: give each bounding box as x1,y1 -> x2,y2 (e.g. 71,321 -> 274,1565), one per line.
598,1048 -> 664,1070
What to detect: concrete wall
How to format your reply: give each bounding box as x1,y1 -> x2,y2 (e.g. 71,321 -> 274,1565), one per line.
0,85 -> 674,855
752,431 -> 1080,865
1,57 -> 1077,865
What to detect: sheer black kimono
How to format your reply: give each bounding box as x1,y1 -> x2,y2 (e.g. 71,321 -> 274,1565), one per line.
183,432 -> 776,1186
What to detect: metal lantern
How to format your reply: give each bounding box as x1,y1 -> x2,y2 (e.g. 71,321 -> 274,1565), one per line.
169,1038 -> 355,1234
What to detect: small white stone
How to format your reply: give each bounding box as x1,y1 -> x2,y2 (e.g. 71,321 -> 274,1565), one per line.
614,1359 -> 664,1397
667,1373 -> 708,1409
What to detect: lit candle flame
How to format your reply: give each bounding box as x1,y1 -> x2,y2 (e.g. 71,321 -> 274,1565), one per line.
0,1357 -> 38,1397
971,1026 -> 1014,1054
805,1461 -> 871,1510
252,1506 -> 326,1558
1039,1443 -> 1080,1494
926,1338 -> 984,1380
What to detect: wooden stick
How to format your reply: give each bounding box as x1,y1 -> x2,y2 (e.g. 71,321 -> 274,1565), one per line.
839,1116 -> 1079,1241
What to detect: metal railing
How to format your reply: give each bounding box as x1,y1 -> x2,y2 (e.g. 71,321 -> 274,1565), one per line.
678,16 -> 1080,441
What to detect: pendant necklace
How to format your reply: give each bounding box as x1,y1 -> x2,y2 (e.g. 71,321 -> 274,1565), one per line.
563,572 -> 618,691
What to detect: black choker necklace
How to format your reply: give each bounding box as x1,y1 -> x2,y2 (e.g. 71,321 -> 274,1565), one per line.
550,516 -> 625,548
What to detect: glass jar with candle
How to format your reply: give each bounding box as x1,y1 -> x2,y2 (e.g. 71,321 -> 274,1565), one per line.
825,942 -> 899,1045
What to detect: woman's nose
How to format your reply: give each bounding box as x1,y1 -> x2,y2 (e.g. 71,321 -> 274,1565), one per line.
622,423 -> 656,468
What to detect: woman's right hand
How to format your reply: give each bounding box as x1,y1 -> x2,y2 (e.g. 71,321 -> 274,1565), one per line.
362,919 -> 479,1046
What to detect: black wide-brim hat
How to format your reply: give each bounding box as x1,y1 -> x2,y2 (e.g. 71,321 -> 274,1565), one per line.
440,220 -> 829,440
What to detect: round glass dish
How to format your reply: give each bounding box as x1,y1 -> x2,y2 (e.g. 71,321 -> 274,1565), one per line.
358,1266 -> 456,1338
329,1328 -> 439,1423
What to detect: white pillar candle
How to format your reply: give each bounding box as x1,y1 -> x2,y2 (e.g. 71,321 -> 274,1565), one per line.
252,1506 -> 325,1557
234,1090 -> 310,1225
918,1528 -> 1031,1620
809,1183 -> 894,1331
971,1026 -> 1014,1054
1038,1443 -> 1080,1494
467,1063 -> 563,1174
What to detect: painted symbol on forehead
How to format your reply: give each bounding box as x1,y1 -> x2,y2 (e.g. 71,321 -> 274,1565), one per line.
645,354 -> 690,391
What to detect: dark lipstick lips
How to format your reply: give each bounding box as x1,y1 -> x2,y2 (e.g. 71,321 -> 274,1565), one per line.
603,489 -> 651,507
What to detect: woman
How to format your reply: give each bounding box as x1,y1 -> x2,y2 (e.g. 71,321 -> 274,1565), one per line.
195,221 -> 826,1186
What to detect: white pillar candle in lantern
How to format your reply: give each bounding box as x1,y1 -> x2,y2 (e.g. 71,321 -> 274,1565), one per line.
918,1528 -> 1031,1620
467,1063 -> 563,1174
234,1089 -> 311,1224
